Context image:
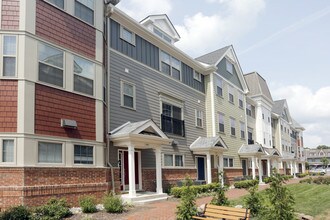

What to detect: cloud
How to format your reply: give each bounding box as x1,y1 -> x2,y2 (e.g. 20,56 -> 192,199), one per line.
116,0 -> 172,21
271,85 -> 330,147
175,0 -> 266,57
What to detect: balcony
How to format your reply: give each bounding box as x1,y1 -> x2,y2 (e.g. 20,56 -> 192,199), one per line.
161,114 -> 185,137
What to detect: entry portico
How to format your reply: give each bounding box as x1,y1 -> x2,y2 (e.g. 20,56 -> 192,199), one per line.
110,119 -> 172,198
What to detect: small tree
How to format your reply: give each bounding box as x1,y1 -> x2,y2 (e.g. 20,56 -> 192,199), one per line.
321,157 -> 329,168
176,176 -> 197,220
244,185 -> 263,217
261,171 -> 296,220
210,185 -> 229,206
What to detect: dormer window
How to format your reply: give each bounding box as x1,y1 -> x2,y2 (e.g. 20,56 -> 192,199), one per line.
193,71 -> 201,82
153,27 -> 172,44
226,59 -> 233,74
120,26 -> 135,45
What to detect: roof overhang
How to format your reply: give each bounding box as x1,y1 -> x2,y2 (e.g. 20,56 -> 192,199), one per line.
190,136 -> 228,155
238,144 -> 267,157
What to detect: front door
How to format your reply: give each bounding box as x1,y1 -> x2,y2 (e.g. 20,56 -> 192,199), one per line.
242,159 -> 248,176
197,157 -> 206,180
262,160 -> 267,176
119,150 -> 140,191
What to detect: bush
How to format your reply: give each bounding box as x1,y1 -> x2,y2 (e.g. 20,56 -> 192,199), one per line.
176,177 -> 197,220
210,185 -> 229,206
244,185 -> 263,217
32,198 -> 71,220
299,177 -> 313,184
234,179 -> 258,189
170,182 -> 220,198
313,176 -> 330,185
103,192 -> 124,213
79,196 -> 97,213
0,205 -> 31,220
297,173 -> 308,178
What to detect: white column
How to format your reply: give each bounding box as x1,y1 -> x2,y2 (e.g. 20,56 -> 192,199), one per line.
267,159 -> 271,177
206,153 -> 212,184
290,161 -> 293,176
218,154 -> 224,186
155,147 -> 163,194
258,157 -> 263,184
252,156 -> 256,179
294,162 -> 298,178
128,144 -> 136,197
302,162 -> 306,173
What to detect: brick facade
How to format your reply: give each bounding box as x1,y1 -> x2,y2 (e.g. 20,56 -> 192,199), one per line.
162,168 -> 197,191
0,80 -> 17,132
223,168 -> 243,185
35,0 -> 96,59
35,84 -> 96,140
1,0 -> 19,30
0,167 -> 116,210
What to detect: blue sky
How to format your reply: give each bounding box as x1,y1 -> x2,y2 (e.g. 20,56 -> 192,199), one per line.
117,0 -> 330,148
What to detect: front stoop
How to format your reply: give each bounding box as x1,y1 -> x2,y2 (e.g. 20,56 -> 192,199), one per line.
121,192 -> 168,205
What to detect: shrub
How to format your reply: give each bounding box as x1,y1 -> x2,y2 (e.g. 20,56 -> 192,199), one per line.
79,196 -> 97,213
170,182 -> 221,198
313,176 -> 330,185
176,177 -> 197,220
32,198 -> 71,220
0,205 -> 31,220
263,177 -> 272,183
299,177 -> 313,184
103,192 -> 124,213
234,179 -> 258,189
297,173 -> 308,178
244,185 -> 263,217
210,185 -> 229,206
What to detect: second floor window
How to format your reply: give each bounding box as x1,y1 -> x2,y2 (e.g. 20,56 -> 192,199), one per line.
218,113 -> 225,133
46,0 -> 64,9
240,122 -> 245,139
3,35 -> 17,77
75,0 -> 94,25
216,77 -> 223,96
160,51 -> 181,80
121,81 -> 135,109
161,103 -> 184,136
230,118 -> 236,136
38,43 -> 64,87
74,56 -> 94,95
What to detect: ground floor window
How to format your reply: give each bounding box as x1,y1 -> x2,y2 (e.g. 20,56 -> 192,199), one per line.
38,142 -> 62,163
164,154 -> 184,167
74,145 -> 93,164
223,157 -> 234,167
2,140 -> 14,162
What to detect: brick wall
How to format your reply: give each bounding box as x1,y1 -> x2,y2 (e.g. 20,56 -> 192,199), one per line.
1,0 -> 19,30
0,80 -> 17,132
142,168 -> 156,192
224,168 -> 243,185
162,169 -> 197,191
35,84 -> 96,140
35,0 -> 96,59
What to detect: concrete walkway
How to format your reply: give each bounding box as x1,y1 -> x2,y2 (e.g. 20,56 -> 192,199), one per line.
123,178 -> 302,220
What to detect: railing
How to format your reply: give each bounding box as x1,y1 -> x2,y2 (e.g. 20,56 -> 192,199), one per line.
161,114 -> 185,137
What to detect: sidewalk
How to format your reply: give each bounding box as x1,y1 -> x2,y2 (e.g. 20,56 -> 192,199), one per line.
123,178 -> 301,220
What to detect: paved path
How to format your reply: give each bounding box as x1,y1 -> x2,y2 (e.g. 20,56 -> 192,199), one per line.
123,178 -> 302,220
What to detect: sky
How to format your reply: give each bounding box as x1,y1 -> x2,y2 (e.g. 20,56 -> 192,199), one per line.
116,0 -> 330,148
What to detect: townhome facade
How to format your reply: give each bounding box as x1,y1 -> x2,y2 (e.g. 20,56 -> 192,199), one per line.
0,0 -> 106,210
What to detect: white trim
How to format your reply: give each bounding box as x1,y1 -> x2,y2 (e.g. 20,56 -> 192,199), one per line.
1,35 -> 18,77
193,70 -> 202,82
195,109 -> 204,128
159,50 -> 182,81
120,79 -> 136,110
162,153 -> 185,168
44,0 -> 65,10
210,73 -> 216,136
72,144 -> 95,166
37,140 -> 65,166
223,156 -> 234,168
0,138 -> 17,165
74,0 -> 95,26
73,55 -> 95,96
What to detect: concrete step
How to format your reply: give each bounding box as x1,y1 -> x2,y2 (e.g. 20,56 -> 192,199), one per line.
121,192 -> 168,204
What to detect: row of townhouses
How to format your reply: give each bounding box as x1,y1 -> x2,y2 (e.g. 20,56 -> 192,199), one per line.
0,0 -> 305,209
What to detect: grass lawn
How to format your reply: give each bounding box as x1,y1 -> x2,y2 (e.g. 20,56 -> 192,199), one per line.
230,183 -> 330,218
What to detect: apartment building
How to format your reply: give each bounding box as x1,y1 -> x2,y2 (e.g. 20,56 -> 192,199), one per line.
305,148 -> 330,166
0,0 -> 106,209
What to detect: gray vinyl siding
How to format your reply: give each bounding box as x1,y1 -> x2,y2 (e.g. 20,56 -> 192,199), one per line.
110,19 -> 205,93
109,50 -> 206,168
217,58 -> 243,90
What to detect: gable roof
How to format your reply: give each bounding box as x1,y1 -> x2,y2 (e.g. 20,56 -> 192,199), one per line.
263,147 -> 281,157
272,99 -> 292,123
195,46 -> 231,65
244,72 -> 273,104
238,144 -> 266,156
190,136 -> 228,153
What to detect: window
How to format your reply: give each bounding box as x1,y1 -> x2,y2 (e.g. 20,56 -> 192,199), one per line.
120,26 -> 135,45
161,103 -> 184,136
262,113 -> 265,120
2,140 -> 14,162
238,93 -> 244,108
74,145 -> 93,164
218,113 -> 225,133
226,59 -> 233,74
246,104 -> 255,118
248,127 -> 253,143
2,36 -> 17,76
240,122 -> 245,139
195,110 -> 203,128
38,43 -> 64,87
216,77 -> 223,96
121,81 -> 135,109
38,142 -> 62,163
153,27 -> 172,43
75,0 -> 94,25
193,71 -> 201,82
230,118 -> 236,136
46,0 -> 64,9
74,56 -> 94,95
228,86 -> 234,103
164,154 -> 184,167
160,51 -> 181,80
224,157 -> 234,167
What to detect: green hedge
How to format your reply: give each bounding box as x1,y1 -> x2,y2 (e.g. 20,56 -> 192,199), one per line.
297,173 -> 308,178
234,179 -> 258,189
170,182 -> 220,198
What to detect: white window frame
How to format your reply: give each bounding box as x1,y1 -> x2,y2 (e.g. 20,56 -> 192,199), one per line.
228,85 -> 234,104
37,141 -> 64,165
1,35 -> 17,77
73,55 -> 95,96
195,109 -> 204,128
74,0 -> 95,25
120,25 -> 136,46
153,27 -> 172,44
216,77 -> 223,97
230,117 -> 236,136
240,122 -> 245,139
73,144 -> 94,165
163,153 -> 184,167
218,112 -> 225,133
120,80 -> 136,110
226,59 -> 233,74
159,50 -> 181,81
0,139 -> 16,164
223,157 -> 234,168
45,0 -> 65,9
193,71 -> 202,82
238,93 -> 244,108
